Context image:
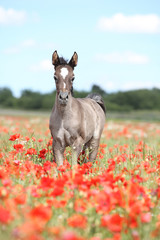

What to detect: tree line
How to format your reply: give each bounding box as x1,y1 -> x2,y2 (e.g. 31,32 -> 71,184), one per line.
0,85 -> 160,111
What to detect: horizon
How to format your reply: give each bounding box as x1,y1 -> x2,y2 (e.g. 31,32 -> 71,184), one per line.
1,85 -> 160,98
1,0 -> 160,97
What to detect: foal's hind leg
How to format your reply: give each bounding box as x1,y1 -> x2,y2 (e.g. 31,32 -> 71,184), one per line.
88,138 -> 100,163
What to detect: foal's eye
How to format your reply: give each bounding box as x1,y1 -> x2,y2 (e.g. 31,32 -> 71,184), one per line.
54,76 -> 58,82
71,77 -> 75,82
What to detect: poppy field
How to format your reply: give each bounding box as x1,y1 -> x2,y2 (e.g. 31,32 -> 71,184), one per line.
0,115 -> 160,240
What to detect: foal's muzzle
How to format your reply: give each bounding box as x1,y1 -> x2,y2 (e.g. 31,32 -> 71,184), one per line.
58,91 -> 69,105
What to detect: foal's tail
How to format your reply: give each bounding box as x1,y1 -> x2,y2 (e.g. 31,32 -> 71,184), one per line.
87,93 -> 106,114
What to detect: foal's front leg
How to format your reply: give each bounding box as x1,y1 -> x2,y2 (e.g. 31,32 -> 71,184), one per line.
52,143 -> 64,167
72,137 -> 84,166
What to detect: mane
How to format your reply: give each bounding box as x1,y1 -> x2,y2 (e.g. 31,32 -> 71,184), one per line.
59,57 -> 68,65
71,86 -> 74,96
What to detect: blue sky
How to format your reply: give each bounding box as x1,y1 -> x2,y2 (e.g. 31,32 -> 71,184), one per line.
0,0 -> 160,97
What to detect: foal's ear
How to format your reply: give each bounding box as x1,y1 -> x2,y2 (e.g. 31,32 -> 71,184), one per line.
52,50 -> 60,67
69,52 -> 78,68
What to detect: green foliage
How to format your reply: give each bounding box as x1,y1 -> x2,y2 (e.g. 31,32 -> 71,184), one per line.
0,86 -> 160,111
107,88 -> 160,110
41,92 -> 56,109
18,90 -> 43,109
0,88 -> 15,107
91,84 -> 106,96
0,88 -> 13,101
73,90 -> 89,98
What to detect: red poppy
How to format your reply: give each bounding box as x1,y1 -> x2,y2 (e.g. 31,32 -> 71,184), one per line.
141,212 -> 151,223
13,143 -> 24,151
40,176 -> 54,189
9,133 -> 20,141
0,205 -> 11,224
101,214 -> 124,232
74,199 -> 86,212
25,136 -> 30,141
29,205 -> 52,223
62,231 -> 85,240
67,214 -> 87,228
25,148 -> 37,155
0,168 -> 6,179
38,149 -> 47,159
14,193 -> 26,205
50,186 -> 64,197
0,152 -> 4,158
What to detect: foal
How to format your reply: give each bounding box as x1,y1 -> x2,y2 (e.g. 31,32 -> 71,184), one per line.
49,51 -> 106,166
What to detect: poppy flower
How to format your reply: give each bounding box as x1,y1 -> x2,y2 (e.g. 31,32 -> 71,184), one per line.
25,148 -> 37,155
38,149 -> 47,159
0,152 -> 4,158
29,205 -> 52,223
141,212 -> 151,223
74,199 -> 86,212
14,193 -> 26,205
67,214 -> 87,228
13,143 -> 24,152
50,186 -> 64,197
0,168 -> 6,179
61,231 -> 85,240
101,214 -> 124,232
9,133 -> 20,141
40,176 -> 54,189
0,205 -> 11,224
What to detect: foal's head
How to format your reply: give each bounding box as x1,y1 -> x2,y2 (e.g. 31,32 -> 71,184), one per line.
52,51 -> 78,105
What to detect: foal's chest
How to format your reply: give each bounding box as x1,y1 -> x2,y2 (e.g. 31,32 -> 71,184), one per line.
54,120 -> 78,146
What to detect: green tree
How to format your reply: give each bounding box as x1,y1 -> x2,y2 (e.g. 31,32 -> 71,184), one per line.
0,88 -> 13,103
17,90 -> 43,109
91,84 -> 106,96
0,88 -> 17,108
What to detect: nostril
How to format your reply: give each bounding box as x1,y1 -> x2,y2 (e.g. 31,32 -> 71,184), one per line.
59,92 -> 69,101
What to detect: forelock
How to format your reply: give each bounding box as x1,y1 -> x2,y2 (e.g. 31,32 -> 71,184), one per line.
59,57 -> 68,65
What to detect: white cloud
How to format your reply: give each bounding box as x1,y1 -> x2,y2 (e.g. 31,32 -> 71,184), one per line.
3,39 -> 36,54
3,47 -> 20,54
96,51 -> 149,64
21,39 -> 36,47
121,81 -> 160,91
97,13 -> 160,33
30,60 -> 52,71
0,6 -> 27,25
95,76 -> 160,93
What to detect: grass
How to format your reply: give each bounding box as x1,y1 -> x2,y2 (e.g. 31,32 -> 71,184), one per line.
0,114 -> 160,240
107,110 -> 160,122
1,108 -> 160,121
